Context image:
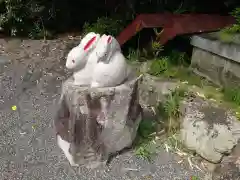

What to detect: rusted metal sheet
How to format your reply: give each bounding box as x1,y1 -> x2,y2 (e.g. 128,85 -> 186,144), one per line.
116,13 -> 236,46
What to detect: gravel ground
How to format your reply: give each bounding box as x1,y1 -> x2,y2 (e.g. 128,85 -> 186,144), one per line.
0,37 -> 204,180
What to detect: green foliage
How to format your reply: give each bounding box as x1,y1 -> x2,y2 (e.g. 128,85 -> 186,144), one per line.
231,7 -> 240,23
147,51 -> 190,77
223,87 -> 240,105
134,146 -> 152,160
127,48 -> 141,61
134,88 -> 186,160
134,119 -> 156,160
161,88 -> 183,134
221,24 -> 240,34
149,57 -> 169,76
131,39 -> 164,61
82,17 -> 125,36
0,0 -> 238,38
221,7 -> 240,34
0,0 -> 53,38
191,176 -> 200,180
151,40 -> 164,58
138,119 -> 156,138
218,31 -> 235,42
168,68 -> 205,87
168,50 -> 190,66
163,90 -> 181,119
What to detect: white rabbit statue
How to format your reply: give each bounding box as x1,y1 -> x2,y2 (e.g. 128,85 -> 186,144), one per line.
91,34 -> 129,88
65,32 -> 101,85
66,32 -> 99,70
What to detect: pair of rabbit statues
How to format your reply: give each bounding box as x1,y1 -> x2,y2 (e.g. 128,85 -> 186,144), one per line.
60,32 -> 130,167
66,32 -> 130,88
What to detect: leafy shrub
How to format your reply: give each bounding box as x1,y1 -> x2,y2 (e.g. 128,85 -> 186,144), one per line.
231,7 -> 240,23
148,57 -> 169,76
223,87 -> 240,105
158,88 -> 184,134
138,119 -> 156,138
0,0 -> 54,38
221,7 -> 240,34
151,39 -> 164,57
82,16 -> 126,36
134,119 -> 157,161
127,48 -> 141,61
168,50 -> 190,65
148,51 -> 189,77
0,0 -> 238,38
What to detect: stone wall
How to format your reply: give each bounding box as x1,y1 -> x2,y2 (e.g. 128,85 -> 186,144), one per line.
190,34 -> 240,88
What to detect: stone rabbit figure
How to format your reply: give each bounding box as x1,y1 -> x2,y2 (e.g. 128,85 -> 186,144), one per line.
66,32 -> 99,70
58,34 -> 137,168
65,32 -> 101,85
91,34 -> 130,88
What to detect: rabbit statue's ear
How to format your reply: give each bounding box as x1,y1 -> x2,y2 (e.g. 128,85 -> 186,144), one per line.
84,36 -> 97,51
83,33 -> 101,53
80,32 -> 96,45
108,35 -> 121,51
107,36 -> 112,44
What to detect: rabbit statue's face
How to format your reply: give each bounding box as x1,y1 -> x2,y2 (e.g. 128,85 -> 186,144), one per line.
65,32 -> 100,70
66,46 -> 85,69
96,35 -> 121,63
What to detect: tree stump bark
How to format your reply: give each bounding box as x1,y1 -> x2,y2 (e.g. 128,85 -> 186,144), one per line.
54,75 -> 142,168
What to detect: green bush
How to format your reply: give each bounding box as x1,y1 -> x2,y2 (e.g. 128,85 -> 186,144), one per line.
231,7 -> 240,24
82,16 -> 126,36
149,57 -> 169,76
221,7 -> 240,34
147,51 -> 190,77
0,0 -> 107,38
0,0 -> 239,38
0,0 -> 128,38
0,0 -> 53,37
168,50 -> 190,66
223,87 -> 240,105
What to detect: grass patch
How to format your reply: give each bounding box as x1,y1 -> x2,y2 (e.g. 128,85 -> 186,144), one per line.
219,7 -> 240,44
222,87 -> 240,119
127,48 -> 141,62
158,87 -> 187,134
223,87 -> 240,106
221,7 -> 240,35
161,89 -> 182,134
191,176 -> 200,180
134,145 -> 153,161
134,87 -> 188,160
149,57 -> 169,76
126,37 -> 164,62
164,133 -> 186,153
145,50 -> 240,120
132,38 -> 240,160
147,53 -> 207,88
134,119 -> 158,161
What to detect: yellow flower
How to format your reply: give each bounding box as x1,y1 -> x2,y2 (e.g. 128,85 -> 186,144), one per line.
32,125 -> 36,130
11,105 -> 17,111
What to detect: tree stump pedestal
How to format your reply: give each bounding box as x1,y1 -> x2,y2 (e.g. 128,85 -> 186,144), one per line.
54,75 -> 142,168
